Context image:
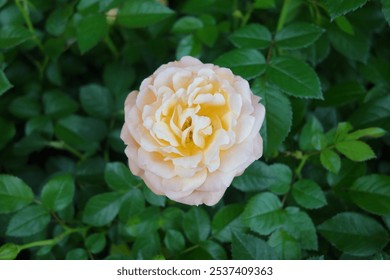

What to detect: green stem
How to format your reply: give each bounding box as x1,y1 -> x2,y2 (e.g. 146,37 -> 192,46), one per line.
19,227 -> 87,251
276,0 -> 291,32
47,141 -> 85,160
104,35 -> 119,59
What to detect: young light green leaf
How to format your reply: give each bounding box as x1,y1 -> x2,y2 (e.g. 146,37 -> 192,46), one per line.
334,16 -> 355,35
117,0 -> 174,28
318,212 -> 389,256
229,23 -> 272,49
252,81 -> 292,158
346,127 -> 386,140
82,192 -> 122,226
76,14 -> 108,54
267,56 -> 322,99
336,140 -> 375,162
292,179 -> 327,209
211,204 -> 245,242
183,207 -> 210,244
214,49 -> 266,80
268,229 -> 301,260
41,174 -> 74,212
6,205 -> 50,237
320,149 -> 341,173
242,192 -> 285,235
0,243 -> 20,260
0,69 -> 12,96
0,26 -> 31,49
324,0 -> 368,19
172,16 -> 203,34
349,175 -> 390,215
275,22 -> 324,49
105,162 -> 139,191
0,175 -> 34,214
232,232 -> 277,260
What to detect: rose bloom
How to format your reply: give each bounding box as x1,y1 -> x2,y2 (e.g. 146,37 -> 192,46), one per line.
121,56 -> 265,206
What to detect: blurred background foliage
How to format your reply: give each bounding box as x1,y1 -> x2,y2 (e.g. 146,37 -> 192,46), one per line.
0,0 -> 390,260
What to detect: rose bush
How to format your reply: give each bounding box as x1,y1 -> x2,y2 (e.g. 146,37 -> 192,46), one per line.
121,56 -> 265,205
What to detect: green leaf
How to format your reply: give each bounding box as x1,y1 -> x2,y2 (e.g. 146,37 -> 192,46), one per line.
85,233 -> 106,254
267,56 -> 322,99
232,232 -> 277,260
82,192 -> 122,226
117,0 -> 174,28
25,116 -> 53,137
349,175 -> 390,215
103,62 -> 135,97
196,15 -> 218,47
54,115 -> 107,152
383,0 -> 390,25
199,240 -> 227,260
324,0 -> 368,19
268,229 -> 301,260
9,96 -> 40,119
0,26 -> 31,49
43,90 -> 78,119
76,14 -> 108,54
292,179 -> 327,209
349,95 -> 390,131
132,231 -> 160,259
6,205 -> 50,237
322,81 -> 365,107
318,212 -> 389,256
229,24 -> 272,49
233,161 -> 292,193
164,229 -> 185,253
299,116 -> 324,151
143,186 -> 166,207
41,174 -> 75,212
346,127 -> 386,140
45,5 -> 73,36
172,16 -> 203,34
119,188 -> 145,222
242,192 -> 285,235
335,16 -> 355,35
0,69 -> 13,96
66,248 -> 88,260
125,207 -> 160,237
183,207 -> 210,244
336,140 -> 375,162
214,49 -> 266,80
211,204 -> 245,242
275,22 -> 324,49
0,243 -> 20,260
79,84 -> 114,119
320,149 -> 341,173
284,207 -> 318,250
0,175 -> 34,214
176,34 -> 201,60
254,0 -> 275,9
253,81 -> 292,158
105,162 -> 139,191
328,25 -> 370,63
0,117 -> 16,149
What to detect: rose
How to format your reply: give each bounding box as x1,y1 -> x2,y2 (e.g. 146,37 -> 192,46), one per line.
121,56 -> 265,206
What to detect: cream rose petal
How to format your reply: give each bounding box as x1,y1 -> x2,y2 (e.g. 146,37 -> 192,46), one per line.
121,56 -> 265,206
